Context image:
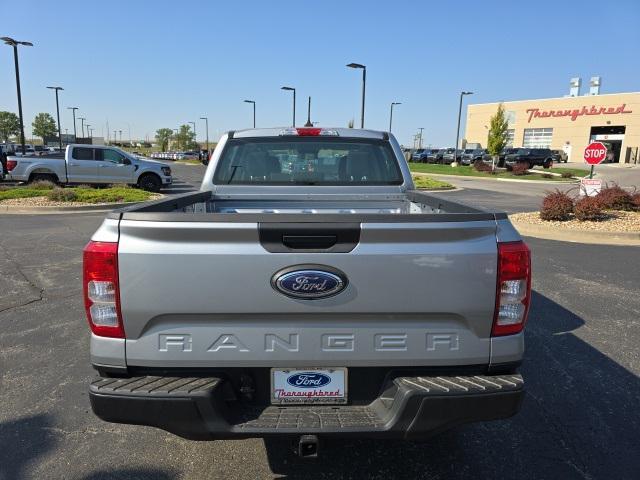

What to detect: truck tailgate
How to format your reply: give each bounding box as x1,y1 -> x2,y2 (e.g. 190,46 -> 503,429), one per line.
118,218 -> 498,367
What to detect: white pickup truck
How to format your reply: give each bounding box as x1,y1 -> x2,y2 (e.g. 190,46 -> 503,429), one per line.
5,144 -> 172,191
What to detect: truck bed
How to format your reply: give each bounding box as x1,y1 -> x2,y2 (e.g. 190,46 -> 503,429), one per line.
110,190 -> 506,222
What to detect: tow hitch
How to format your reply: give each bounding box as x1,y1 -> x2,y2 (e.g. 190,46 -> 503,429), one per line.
297,435 -> 319,458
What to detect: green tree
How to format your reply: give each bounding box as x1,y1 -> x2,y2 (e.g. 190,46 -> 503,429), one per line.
486,103 -> 509,170
155,128 -> 174,152
32,113 -> 57,143
0,111 -> 20,142
173,124 -> 197,151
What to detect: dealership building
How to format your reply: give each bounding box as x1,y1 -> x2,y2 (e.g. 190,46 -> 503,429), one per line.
464,78 -> 640,164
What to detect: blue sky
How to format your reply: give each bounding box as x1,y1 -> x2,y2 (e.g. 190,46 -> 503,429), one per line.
1,0 -> 639,147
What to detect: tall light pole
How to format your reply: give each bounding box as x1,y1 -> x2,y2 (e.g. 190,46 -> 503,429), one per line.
86,125 -> 91,142
118,130 -> 122,143
46,86 -> 64,150
389,102 -> 401,133
304,96 -> 313,127
346,63 -> 366,128
243,100 -> 256,128
199,116 -> 209,157
453,91 -> 473,166
78,117 -> 86,138
281,86 -> 296,127
67,107 -> 78,141
2,37 -> 33,154
418,128 -> 424,149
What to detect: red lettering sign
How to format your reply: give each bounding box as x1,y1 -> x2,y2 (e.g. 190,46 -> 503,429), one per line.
526,104 -> 632,123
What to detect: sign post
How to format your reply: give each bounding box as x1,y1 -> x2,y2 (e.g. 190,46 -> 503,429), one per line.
583,141 -> 607,179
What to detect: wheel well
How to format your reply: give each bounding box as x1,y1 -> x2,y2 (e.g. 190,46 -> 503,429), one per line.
137,171 -> 161,183
29,170 -> 59,182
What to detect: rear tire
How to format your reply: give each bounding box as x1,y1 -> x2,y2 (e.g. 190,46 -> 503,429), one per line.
137,173 -> 162,192
29,173 -> 58,184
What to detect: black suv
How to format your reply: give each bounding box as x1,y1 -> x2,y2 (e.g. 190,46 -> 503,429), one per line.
505,148 -> 554,170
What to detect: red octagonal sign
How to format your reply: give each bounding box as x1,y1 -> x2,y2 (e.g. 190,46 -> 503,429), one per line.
584,142 -> 608,165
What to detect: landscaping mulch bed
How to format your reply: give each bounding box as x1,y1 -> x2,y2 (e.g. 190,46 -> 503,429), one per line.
0,194 -> 162,208
510,211 -> 640,233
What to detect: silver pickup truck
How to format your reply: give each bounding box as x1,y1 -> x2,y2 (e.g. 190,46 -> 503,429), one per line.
85,127 -> 530,457
6,144 -> 172,191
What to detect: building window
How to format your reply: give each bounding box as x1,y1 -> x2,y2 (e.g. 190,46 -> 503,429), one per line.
506,129 -> 515,147
523,128 -> 553,148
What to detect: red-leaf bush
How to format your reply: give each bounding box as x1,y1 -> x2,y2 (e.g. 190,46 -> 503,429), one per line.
540,190 -> 574,221
473,159 -> 492,172
574,196 -> 604,221
632,193 -> 640,211
511,163 -> 529,176
596,184 -> 634,210
561,171 -> 574,179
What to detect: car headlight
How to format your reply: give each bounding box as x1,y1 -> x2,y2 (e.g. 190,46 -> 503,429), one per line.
161,167 -> 171,176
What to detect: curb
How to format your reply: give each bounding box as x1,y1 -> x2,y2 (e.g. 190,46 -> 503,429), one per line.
509,217 -> 640,246
0,200 -> 144,215
416,172 -> 579,185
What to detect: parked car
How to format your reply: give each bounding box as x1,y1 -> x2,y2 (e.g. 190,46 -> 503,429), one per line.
461,148 -> 488,165
491,147 -> 519,168
411,148 -> 427,162
5,144 -> 172,191
442,148 -> 463,164
505,148 -> 555,170
551,149 -> 568,163
427,148 -> 446,163
86,127 -> 530,456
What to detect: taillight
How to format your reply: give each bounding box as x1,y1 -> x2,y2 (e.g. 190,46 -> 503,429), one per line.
83,241 -> 124,338
492,241 -> 531,336
7,160 -> 17,171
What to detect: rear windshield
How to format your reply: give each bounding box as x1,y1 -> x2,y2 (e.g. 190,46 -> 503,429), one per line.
214,137 -> 403,185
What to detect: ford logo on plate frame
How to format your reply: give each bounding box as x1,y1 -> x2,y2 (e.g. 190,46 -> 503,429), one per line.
286,372 -> 332,388
272,265 -> 348,300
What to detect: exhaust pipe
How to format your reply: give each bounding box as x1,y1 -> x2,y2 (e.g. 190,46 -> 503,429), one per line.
297,435 -> 319,458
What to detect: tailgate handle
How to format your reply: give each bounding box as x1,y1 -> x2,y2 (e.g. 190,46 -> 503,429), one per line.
282,235 -> 337,249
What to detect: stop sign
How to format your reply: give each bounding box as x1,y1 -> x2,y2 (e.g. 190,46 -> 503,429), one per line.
584,142 -> 608,165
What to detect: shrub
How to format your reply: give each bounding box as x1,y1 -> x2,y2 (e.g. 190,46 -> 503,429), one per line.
561,171 -> 574,179
511,163 -> 529,176
473,159 -> 492,172
540,190 -> 574,221
632,193 -> 640,211
29,180 -> 56,190
596,184 -> 634,210
541,173 -> 553,179
574,196 -> 604,221
75,184 -> 93,190
108,183 -> 131,189
47,188 -> 77,202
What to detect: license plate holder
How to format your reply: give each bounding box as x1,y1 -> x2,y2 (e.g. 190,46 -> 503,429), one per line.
271,368 -> 347,405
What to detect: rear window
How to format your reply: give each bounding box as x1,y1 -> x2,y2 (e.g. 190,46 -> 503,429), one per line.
214,137 -> 403,185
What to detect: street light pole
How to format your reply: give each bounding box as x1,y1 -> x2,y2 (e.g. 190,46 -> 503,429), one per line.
418,128 -> 424,149
47,86 -> 64,150
347,63 -> 366,128
389,102 -> 401,133
67,107 -> 78,141
453,91 -> 473,166
243,100 -> 256,128
86,125 -> 91,143
78,117 -> 86,138
2,37 -> 33,154
281,87 -> 296,126
304,96 -> 313,127
199,117 -> 209,157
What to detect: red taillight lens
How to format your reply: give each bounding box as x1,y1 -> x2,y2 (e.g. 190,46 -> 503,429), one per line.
6,160 -> 18,171
83,241 -> 124,338
296,128 -> 322,136
492,241 -> 531,336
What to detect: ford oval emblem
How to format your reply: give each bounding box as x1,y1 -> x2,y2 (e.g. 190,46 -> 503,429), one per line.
287,372 -> 332,388
272,265 -> 347,300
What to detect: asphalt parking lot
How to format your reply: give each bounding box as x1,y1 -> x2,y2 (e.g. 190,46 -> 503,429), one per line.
1,164 -> 639,479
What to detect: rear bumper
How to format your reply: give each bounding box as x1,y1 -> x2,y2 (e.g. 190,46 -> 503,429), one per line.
89,373 -> 524,440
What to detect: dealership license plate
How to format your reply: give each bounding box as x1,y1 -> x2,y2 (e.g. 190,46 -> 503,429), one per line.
271,368 -> 347,405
